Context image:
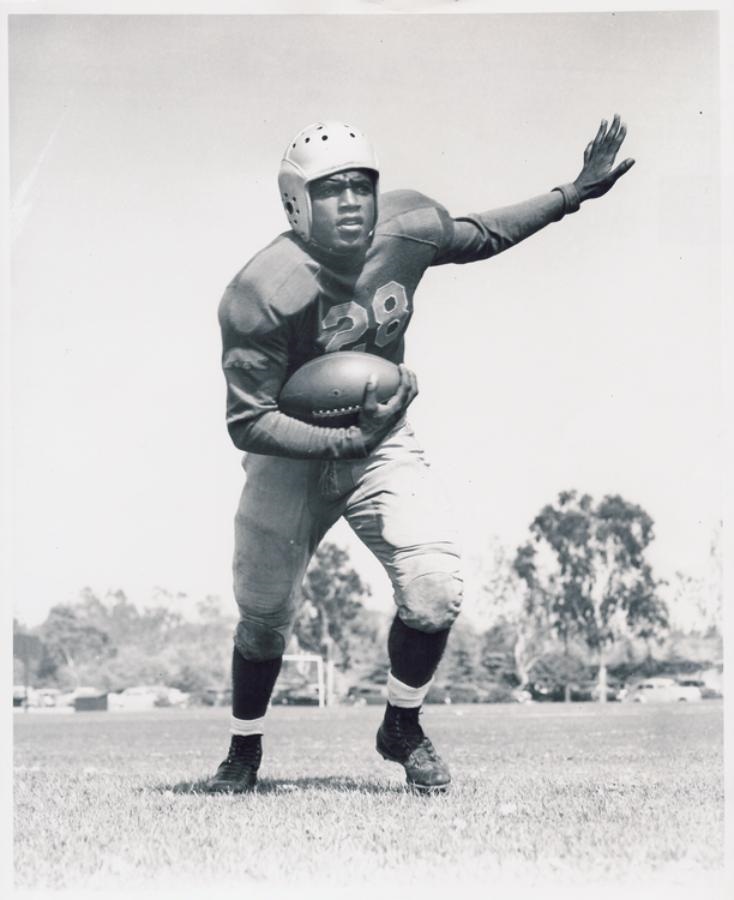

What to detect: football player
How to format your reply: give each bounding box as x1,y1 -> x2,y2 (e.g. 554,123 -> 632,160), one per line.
207,117 -> 633,793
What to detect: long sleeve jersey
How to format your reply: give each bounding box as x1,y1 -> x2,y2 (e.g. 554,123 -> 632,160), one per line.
218,188 -> 567,459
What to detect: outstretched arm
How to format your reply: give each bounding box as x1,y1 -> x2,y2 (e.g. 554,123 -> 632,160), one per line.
434,114 -> 635,265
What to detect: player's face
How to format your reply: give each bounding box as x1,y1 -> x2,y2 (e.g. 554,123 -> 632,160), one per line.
309,169 -> 376,254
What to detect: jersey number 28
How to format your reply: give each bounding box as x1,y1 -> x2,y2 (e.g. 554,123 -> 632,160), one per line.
322,281 -> 410,352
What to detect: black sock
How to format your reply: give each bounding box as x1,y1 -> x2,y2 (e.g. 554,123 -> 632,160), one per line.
231,647 -> 283,720
387,615 -> 450,688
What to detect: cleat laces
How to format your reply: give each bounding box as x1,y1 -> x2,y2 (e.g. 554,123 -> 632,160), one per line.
387,707 -> 436,760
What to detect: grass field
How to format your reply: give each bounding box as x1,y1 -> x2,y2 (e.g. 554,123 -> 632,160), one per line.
13,701 -> 725,897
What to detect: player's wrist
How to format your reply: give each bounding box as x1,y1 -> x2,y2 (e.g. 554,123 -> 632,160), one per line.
359,414 -> 400,453
552,182 -> 582,214
348,425 -> 371,457
359,423 -> 387,453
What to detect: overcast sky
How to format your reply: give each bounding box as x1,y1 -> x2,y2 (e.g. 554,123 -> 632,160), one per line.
7,8 -> 724,627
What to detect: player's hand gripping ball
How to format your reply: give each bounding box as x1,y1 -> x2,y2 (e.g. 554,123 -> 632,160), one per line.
279,351 -> 400,427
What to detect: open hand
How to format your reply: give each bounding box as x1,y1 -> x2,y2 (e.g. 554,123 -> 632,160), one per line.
358,363 -> 418,450
573,114 -> 635,202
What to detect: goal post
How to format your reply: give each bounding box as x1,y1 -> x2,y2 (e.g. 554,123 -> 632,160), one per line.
281,654 -> 335,707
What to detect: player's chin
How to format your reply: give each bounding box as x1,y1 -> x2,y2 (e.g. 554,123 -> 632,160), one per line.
330,228 -> 371,252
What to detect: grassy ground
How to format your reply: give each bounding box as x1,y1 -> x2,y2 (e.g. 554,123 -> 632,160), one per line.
13,702 -> 724,896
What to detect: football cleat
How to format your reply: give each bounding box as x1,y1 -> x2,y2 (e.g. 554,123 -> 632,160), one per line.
376,704 -> 451,793
278,121 -> 379,242
203,735 -> 262,794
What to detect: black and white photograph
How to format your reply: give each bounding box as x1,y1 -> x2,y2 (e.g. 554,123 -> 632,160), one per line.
5,2 -> 729,898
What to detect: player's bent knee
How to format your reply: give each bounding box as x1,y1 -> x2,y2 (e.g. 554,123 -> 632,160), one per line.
398,571 -> 463,633
234,617 -> 287,661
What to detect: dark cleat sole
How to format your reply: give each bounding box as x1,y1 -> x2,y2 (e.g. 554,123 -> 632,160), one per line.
203,778 -> 258,795
407,780 -> 450,795
377,748 -> 451,793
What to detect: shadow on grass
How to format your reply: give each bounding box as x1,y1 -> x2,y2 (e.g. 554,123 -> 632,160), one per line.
145,775 -> 411,796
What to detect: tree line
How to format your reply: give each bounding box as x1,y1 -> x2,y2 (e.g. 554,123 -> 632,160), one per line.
13,491 -> 722,701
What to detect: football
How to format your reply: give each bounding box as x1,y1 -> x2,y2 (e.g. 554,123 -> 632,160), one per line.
279,351 -> 400,426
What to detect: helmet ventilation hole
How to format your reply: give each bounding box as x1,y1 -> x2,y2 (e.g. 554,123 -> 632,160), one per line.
321,135 -> 328,141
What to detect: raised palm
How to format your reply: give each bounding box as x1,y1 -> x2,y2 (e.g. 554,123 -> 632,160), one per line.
574,114 -> 635,201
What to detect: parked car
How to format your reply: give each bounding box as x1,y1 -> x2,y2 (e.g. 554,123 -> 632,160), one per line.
36,688 -> 62,707
108,685 -> 189,710
526,680 -> 622,702
13,687 -> 68,709
625,677 -> 702,703
570,681 -> 623,702
527,681 -> 566,702
676,678 -> 721,700
56,686 -> 105,707
74,693 -> 108,712
13,685 -> 34,707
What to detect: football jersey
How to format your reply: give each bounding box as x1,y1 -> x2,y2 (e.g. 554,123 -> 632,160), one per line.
219,188 -> 566,459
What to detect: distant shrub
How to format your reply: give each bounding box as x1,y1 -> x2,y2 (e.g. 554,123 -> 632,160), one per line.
484,684 -> 518,704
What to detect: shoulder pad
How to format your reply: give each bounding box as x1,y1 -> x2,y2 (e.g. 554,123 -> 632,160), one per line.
219,234 -> 318,336
376,189 -> 451,245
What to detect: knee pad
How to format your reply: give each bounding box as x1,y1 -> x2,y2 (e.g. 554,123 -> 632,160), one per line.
398,570 -> 463,633
234,617 -> 288,662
